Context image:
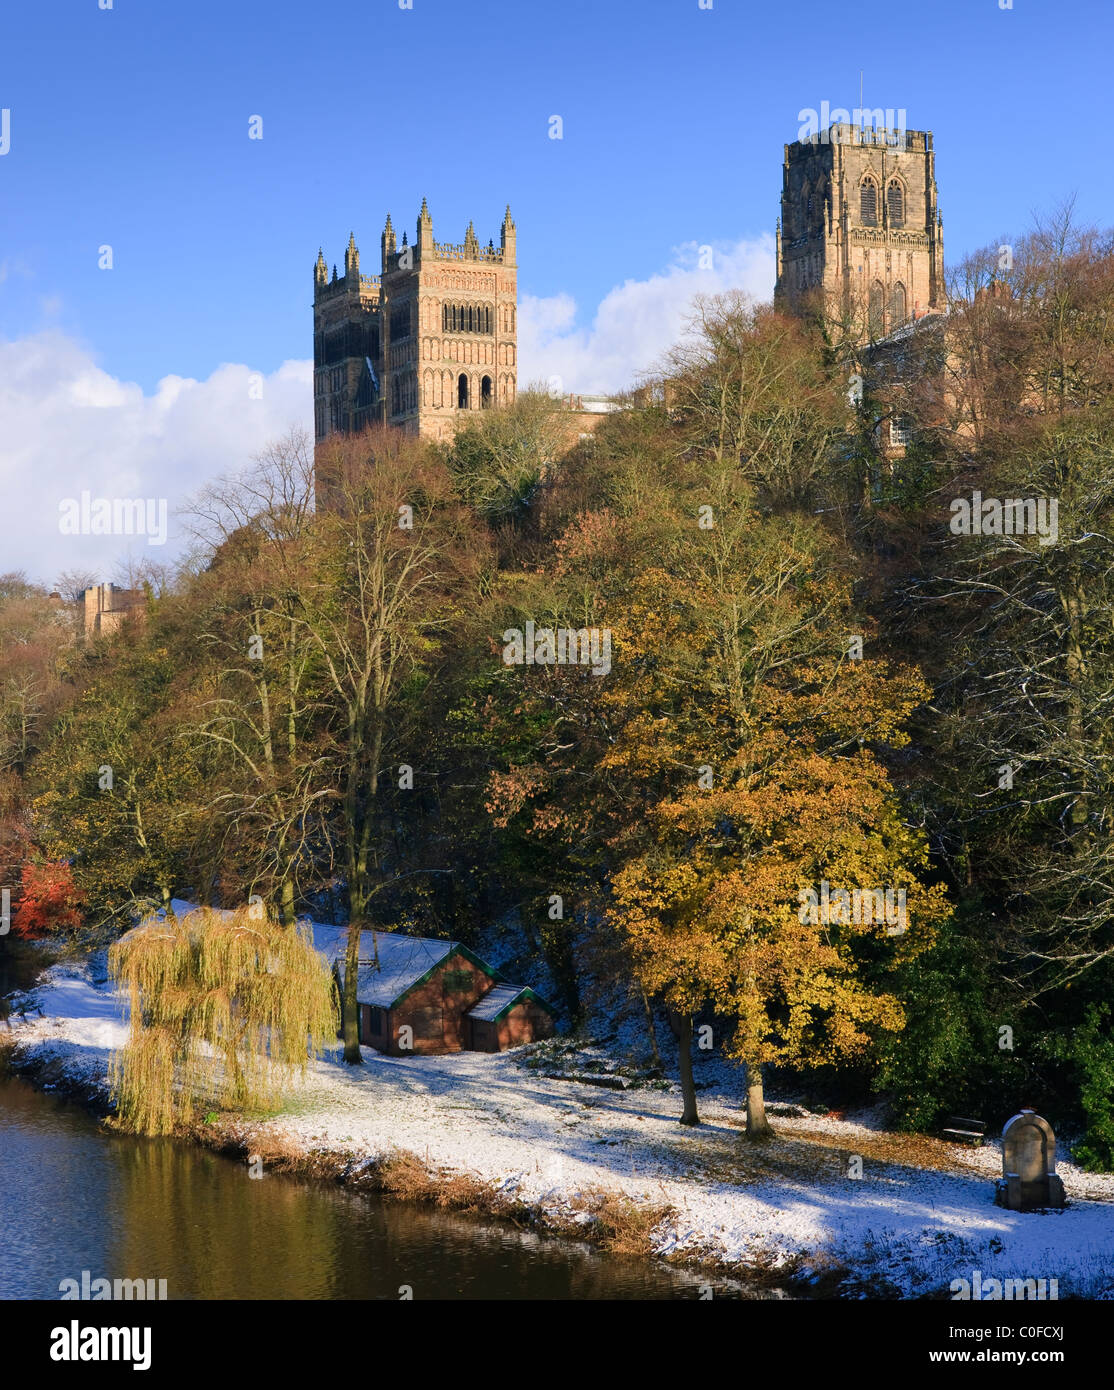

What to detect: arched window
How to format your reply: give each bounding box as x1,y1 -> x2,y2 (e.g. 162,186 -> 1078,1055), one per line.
891,281 -> 907,326
861,179 -> 878,227
869,280 -> 885,338
887,180 -> 904,228
457,373 -> 469,409
481,375 -> 492,408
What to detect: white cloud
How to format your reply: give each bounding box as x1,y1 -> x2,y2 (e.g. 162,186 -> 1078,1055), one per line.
0,331 -> 312,587
518,235 -> 776,394
0,237 -> 776,586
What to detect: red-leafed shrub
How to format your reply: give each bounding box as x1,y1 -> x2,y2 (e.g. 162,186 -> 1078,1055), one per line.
11,861 -> 84,937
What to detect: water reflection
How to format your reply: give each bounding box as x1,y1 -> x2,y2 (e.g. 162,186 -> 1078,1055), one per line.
0,1078 -> 766,1300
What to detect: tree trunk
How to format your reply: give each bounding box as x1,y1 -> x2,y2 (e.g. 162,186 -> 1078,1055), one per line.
342,920 -> 363,1065
672,1011 -> 700,1126
640,985 -> 662,1069
1061,578 -> 1089,829
745,1060 -> 773,1140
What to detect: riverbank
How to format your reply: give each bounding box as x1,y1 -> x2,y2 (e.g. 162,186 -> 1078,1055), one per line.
5,950 -> 1114,1298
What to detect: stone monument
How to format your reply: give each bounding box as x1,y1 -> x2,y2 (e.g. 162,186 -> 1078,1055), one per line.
994,1109 -> 1066,1211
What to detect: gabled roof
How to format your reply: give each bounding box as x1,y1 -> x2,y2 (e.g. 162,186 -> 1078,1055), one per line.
467,984 -> 556,1022
313,924 -> 505,1008
163,900 -> 506,1010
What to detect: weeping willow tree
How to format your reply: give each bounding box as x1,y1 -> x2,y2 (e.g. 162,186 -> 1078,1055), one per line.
108,905 -> 339,1135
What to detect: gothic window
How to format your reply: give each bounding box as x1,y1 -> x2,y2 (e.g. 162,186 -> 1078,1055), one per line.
887,179 -> 905,228
458,373 -> 469,409
889,415 -> 912,447
861,179 -> 878,227
440,303 -> 494,335
869,280 -> 885,338
390,303 -> 411,341
356,361 -> 377,411
891,281 -> 907,326
481,375 -> 492,409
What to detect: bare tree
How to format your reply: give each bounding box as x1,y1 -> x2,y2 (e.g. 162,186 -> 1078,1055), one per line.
54,569 -> 99,603
299,425 -> 488,1063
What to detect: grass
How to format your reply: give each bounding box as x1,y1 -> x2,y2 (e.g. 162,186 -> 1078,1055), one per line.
565,1188 -> 675,1257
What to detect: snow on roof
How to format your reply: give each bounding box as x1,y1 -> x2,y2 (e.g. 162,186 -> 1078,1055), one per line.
164,900 -> 462,1009
467,984 -> 528,1022
467,984 -> 555,1022
311,923 -> 460,1008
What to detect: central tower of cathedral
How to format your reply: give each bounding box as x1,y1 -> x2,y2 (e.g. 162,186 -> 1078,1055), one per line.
313,201 -> 517,445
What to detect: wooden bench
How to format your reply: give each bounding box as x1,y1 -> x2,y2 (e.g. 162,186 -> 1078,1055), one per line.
941,1114 -> 987,1146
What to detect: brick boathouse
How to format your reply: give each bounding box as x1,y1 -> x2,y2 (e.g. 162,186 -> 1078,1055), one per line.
313,923 -> 556,1055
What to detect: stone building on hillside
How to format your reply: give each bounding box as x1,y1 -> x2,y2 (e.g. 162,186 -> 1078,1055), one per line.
83,582 -> 145,639
775,120 -> 957,466
313,201 -> 518,447
775,122 -> 946,346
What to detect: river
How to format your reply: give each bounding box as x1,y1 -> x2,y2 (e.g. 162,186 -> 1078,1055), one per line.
0,945 -> 762,1301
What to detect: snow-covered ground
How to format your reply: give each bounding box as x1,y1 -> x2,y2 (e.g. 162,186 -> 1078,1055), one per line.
6,952 -> 1113,1298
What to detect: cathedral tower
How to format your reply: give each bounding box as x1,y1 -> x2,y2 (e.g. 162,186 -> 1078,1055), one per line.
313,202 -> 517,446
774,122 -> 945,343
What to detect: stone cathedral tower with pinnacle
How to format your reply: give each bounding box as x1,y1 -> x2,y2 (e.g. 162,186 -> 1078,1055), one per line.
313,201 -> 518,445
774,122 -> 945,343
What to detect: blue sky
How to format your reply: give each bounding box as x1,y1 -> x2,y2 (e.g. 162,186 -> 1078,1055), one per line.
2,0 -> 1112,584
